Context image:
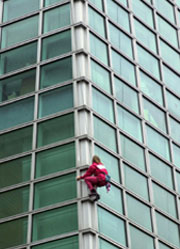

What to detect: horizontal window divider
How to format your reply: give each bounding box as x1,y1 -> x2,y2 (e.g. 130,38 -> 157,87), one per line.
93,139 -> 120,158
80,228 -> 97,236
127,219 -> 155,238
0,92 -> 35,107
39,52 -> 73,66
136,40 -> 161,60
40,26 -> 71,39
37,80 -> 73,94
0,212 -> 28,225
151,178 -> 177,197
144,121 -> 171,140
91,83 -> 115,100
0,151 -> 32,164
36,109 -> 74,124
42,0 -> 71,12
98,234 -> 127,249
0,181 -> 30,194
0,123 -> 33,136
153,207 -> 179,225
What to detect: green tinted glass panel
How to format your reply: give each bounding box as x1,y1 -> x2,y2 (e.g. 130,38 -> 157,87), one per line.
159,242 -> 173,249
43,4 -> 70,33
2,15 -> 39,49
45,0 -> 64,7
176,171 -> 180,194
153,182 -> 177,218
0,69 -> 36,103
127,194 -> 152,231
36,143 -> 75,177
170,117 -> 180,143
37,113 -> 74,147
163,65 -> 180,96
0,217 -> 28,249
94,116 -> 117,152
173,143 -> 180,168
143,98 -> 166,133
93,88 -> 114,123
137,45 -> 160,80
39,85 -> 73,118
132,0 -> 154,28
139,71 -> 163,106
34,173 -> 76,209
0,186 -> 29,219
42,30 -> 71,60
166,91 -> 180,119
154,0 -> 175,24
114,77 -> 139,114
0,156 -> 31,188
89,0 -> 103,11
0,42 -> 37,75
3,0 -> 40,22
111,50 -> 136,86
32,236 -> 78,249
32,204 -> 77,241
106,0 -> 130,32
0,126 -> 33,159
156,212 -> 180,247
99,238 -> 120,249
134,19 -> 157,53
91,60 -> 111,94
149,153 -> 173,189
146,125 -> 170,161
109,22 -> 133,59
94,145 -> 120,183
99,184 -> 123,214
89,7 -> 105,38
0,97 -> 34,131
117,105 -> 142,142
40,57 -> 72,89
98,207 -> 126,246
120,134 -> 145,171
124,163 -> 149,200
130,225 -> 155,249
90,33 -> 108,65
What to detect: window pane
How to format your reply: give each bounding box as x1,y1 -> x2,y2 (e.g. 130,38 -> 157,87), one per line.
0,186 -> 29,219
163,65 -> 180,96
137,44 -> 160,80
0,156 -> 31,188
0,69 -> 36,103
0,217 -> 28,249
42,30 -> 71,61
40,57 -> 72,89
32,204 -> 77,241
106,0 -> 130,33
0,126 -> 33,159
153,0 -> 175,24
39,85 -> 73,118
43,4 -> 70,33
34,173 -> 76,209
143,98 -> 166,133
2,16 -> 39,49
99,238 -> 121,249
89,7 -> 105,38
0,42 -> 37,75
120,134 -> 145,171
94,116 -> 117,152
132,0 -> 154,28
3,0 -> 40,22
89,0 -> 103,11
37,113 -> 74,147
45,0 -> 65,7
139,71 -> 163,106
160,39 -> 180,72
130,225 -> 155,249
153,183 -> 177,218
91,60 -> 111,94
98,207 -> 126,246
157,15 -> 178,48
114,77 -> 139,114
93,88 -> 114,123
146,125 -> 170,161
36,143 -> 75,178
166,91 -> 180,120
176,171 -> 180,194
0,97 -> 34,131
149,153 -> 173,190
98,184 -> 123,214
124,163 -> 149,201
111,49 -> 136,86
94,145 -> 120,183
173,143 -> 180,168
134,19 -> 157,53
90,33 -> 108,65
32,236 -> 79,249
170,117 -> 180,143
127,194 -> 152,231
117,105 -> 142,142
109,22 -> 133,59
156,212 -> 180,247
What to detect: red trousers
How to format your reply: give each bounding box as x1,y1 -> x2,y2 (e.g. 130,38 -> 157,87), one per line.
84,176 -> 106,191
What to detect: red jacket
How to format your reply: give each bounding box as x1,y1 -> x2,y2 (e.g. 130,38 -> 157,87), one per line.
80,162 -> 108,182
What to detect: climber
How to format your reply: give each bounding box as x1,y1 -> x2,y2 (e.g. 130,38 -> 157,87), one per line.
76,155 -> 111,201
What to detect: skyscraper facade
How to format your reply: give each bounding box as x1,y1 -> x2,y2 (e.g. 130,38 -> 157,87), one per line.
0,0 -> 180,249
